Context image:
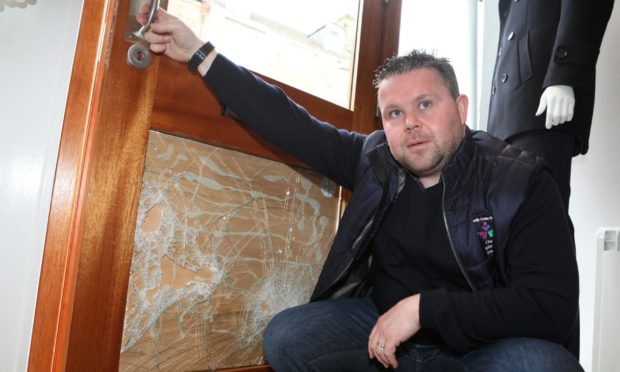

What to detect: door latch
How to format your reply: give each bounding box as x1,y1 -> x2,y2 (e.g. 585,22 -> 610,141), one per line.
127,0 -> 161,69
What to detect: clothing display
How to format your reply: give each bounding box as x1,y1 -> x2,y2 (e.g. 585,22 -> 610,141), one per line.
487,0 -> 614,155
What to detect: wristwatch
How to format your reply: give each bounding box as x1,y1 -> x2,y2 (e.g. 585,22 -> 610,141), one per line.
188,42 -> 215,72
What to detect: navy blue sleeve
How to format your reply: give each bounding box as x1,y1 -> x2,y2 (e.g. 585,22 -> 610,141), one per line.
203,54 -> 367,191
419,169 -> 579,352
543,0 -> 614,89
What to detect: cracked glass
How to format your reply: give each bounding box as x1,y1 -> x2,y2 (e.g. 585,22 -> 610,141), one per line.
119,131 -> 340,370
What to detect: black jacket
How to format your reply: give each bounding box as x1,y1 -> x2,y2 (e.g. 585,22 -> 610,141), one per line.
487,0 -> 614,155
204,54 -> 579,354
311,129 -> 545,299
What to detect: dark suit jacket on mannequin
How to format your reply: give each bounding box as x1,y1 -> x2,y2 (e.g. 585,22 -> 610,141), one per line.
487,1 -> 614,359
487,0 -> 614,156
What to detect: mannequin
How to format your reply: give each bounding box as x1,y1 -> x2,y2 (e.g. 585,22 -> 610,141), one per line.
487,0 -> 614,358
486,0 -> 614,213
537,85 -> 574,129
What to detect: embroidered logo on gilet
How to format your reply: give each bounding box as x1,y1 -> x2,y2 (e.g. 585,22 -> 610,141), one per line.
473,215 -> 495,257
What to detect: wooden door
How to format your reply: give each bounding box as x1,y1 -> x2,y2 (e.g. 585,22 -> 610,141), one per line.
28,0 -> 401,371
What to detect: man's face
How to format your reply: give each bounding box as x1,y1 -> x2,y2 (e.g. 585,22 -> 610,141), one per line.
377,67 -> 468,187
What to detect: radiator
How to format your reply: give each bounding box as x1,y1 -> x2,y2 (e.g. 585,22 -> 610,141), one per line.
592,227 -> 620,372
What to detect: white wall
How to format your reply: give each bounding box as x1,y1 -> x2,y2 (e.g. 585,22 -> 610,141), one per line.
477,3 -> 620,371
571,4 -> 620,370
398,0 -> 479,128
0,1 -> 83,370
477,0 -> 499,132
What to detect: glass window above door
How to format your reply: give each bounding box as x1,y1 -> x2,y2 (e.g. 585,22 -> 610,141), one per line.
168,0 -> 361,109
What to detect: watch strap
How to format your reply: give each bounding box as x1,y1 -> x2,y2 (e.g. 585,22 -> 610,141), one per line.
188,42 -> 215,71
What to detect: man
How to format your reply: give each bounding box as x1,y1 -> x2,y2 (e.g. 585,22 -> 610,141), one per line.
139,7 -> 581,371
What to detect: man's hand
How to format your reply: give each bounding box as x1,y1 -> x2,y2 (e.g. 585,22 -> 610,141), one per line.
137,5 -> 204,63
368,294 -> 421,369
535,85 -> 575,129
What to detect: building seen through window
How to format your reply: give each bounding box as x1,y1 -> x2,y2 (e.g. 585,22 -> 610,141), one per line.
169,0 -> 361,109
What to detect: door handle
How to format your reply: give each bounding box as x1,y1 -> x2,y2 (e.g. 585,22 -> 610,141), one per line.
132,0 -> 161,42
127,0 -> 161,69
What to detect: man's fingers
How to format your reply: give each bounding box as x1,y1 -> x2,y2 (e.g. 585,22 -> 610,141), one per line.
386,347 -> 399,368
148,19 -> 174,35
144,30 -> 171,44
368,325 -> 379,359
149,43 -> 168,54
137,4 -> 149,24
376,350 -> 389,369
376,348 -> 397,369
138,6 -> 172,27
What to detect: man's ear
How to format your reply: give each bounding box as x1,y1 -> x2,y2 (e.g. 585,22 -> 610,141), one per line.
456,94 -> 469,125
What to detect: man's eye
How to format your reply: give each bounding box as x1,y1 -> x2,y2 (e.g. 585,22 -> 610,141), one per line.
419,101 -> 431,109
388,109 -> 402,118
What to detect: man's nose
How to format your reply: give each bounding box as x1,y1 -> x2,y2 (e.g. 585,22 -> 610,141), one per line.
405,114 -> 419,131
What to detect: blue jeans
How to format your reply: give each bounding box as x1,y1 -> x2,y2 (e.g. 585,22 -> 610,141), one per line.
263,298 -> 583,371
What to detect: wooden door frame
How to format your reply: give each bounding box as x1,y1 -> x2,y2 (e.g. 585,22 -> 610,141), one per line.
27,0 -> 119,370
28,0 -> 401,371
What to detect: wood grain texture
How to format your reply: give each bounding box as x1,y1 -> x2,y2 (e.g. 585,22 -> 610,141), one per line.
61,1 -> 161,370
212,366 -> 273,372
28,1 -> 117,371
151,57 -> 353,168
353,0 -> 401,135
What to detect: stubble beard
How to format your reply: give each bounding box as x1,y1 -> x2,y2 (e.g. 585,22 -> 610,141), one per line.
399,144 -> 445,179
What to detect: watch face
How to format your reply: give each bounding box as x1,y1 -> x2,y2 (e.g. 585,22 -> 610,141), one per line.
189,42 -> 214,70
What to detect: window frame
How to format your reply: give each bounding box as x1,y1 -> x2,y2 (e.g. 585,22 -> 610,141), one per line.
151,0 -> 402,167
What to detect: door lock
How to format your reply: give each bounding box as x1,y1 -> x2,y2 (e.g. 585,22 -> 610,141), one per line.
127,44 -> 152,69
127,0 -> 161,69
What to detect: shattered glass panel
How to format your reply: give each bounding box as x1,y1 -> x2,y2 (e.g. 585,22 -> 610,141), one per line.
120,131 -> 340,371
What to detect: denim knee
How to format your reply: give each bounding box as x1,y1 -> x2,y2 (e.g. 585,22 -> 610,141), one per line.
461,337 -> 583,372
262,309 -> 290,365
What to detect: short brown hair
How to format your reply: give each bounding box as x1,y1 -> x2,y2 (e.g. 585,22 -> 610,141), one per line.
373,50 -> 460,99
